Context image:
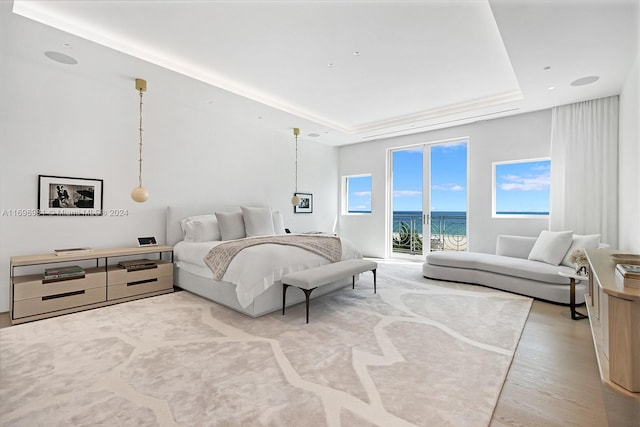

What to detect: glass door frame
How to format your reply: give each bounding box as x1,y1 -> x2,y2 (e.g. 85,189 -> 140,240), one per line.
387,143 -> 429,261
387,137 -> 469,259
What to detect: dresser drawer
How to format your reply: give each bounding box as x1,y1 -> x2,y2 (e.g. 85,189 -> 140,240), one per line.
107,262 -> 172,285
13,286 -> 106,319
13,269 -> 106,301
108,275 -> 173,300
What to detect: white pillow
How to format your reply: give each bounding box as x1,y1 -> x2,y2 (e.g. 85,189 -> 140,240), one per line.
241,206 -> 275,237
190,217 -> 221,242
561,234 -> 601,267
180,215 -> 220,242
215,211 -> 246,241
528,230 -> 574,265
272,210 -> 285,235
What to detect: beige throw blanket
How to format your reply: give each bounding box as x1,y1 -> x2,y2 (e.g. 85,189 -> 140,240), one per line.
203,235 -> 342,280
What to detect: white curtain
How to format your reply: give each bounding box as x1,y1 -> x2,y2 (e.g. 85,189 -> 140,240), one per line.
550,96 -> 619,248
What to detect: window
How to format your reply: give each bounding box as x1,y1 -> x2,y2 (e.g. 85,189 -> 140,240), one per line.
343,174 -> 372,214
492,158 -> 550,217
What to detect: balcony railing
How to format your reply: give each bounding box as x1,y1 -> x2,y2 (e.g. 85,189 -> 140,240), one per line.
392,212 -> 467,255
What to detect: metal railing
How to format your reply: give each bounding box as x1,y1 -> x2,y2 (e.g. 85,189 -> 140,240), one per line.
392,212 -> 467,255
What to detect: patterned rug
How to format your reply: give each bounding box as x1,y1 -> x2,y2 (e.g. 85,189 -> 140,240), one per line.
0,261 -> 531,426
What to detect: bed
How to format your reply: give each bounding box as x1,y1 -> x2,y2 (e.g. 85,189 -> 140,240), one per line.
166,205 -> 363,317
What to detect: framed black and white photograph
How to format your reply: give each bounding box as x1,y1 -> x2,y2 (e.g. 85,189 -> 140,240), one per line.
38,175 -> 103,216
294,192 -> 313,214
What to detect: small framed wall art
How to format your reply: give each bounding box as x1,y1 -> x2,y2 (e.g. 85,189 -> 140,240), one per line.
38,175 -> 103,216
294,192 -> 313,214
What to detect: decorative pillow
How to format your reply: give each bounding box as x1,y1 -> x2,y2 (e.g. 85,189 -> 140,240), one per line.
528,230 -> 574,265
215,211 -> 246,241
272,210 -> 285,235
561,234 -> 601,267
190,216 -> 221,242
181,219 -> 195,241
241,206 -> 275,237
181,215 -> 220,242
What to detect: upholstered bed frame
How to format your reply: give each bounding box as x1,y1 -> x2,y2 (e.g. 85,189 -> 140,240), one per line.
166,205 -> 350,318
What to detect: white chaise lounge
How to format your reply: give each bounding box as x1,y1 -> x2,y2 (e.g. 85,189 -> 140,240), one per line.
423,233 -> 603,306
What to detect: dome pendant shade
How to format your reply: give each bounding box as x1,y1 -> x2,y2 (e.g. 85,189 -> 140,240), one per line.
131,186 -> 149,202
291,194 -> 301,206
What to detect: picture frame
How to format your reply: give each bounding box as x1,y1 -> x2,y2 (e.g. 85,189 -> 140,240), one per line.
137,236 -> 158,246
293,192 -> 313,214
38,175 -> 103,216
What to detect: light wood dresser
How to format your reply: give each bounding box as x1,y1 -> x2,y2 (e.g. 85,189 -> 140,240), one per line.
584,249 -> 640,426
10,246 -> 173,324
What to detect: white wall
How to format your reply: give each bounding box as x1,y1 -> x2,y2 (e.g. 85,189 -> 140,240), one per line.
0,34 -> 338,313
618,54 -> 640,253
338,110 -> 552,257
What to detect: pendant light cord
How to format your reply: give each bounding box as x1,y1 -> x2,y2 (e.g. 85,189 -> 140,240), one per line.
294,133 -> 298,193
138,89 -> 144,187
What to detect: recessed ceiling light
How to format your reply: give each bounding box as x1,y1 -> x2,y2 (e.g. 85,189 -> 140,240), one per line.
571,75 -> 600,86
63,43 -> 72,48
328,63 -> 334,67
44,51 -> 78,65
547,86 -> 556,90
353,51 -> 361,56
308,133 -> 320,138
543,66 -> 551,70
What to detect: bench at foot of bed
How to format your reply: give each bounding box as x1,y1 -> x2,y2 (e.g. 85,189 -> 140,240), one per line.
281,259 -> 378,323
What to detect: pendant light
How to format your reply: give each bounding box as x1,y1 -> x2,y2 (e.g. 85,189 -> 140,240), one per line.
131,78 -> 149,202
291,128 -> 301,206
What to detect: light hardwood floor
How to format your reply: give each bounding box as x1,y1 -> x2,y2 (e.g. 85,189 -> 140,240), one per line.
0,311 -> 11,329
0,300 -> 608,426
491,300 -> 608,427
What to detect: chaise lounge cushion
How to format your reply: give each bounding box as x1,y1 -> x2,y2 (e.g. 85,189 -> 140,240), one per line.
426,251 -> 573,285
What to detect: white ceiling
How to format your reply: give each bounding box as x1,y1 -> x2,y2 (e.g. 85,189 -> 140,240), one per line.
7,0 -> 640,146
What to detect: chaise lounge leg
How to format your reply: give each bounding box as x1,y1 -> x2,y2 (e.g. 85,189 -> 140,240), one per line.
352,275 -> 355,289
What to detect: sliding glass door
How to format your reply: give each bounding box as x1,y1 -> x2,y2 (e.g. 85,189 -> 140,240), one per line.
390,140 -> 468,258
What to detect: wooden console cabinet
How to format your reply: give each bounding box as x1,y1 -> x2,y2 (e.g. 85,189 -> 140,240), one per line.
10,246 -> 173,324
584,249 -> 640,426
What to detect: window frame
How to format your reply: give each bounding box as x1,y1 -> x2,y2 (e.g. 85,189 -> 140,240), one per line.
492,157 -> 551,219
342,174 -> 372,215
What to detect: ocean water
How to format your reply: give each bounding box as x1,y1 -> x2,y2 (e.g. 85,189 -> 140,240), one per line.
393,211 -> 467,236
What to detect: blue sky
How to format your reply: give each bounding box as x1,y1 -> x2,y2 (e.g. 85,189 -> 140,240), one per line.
495,160 -> 550,213
392,142 -> 468,212
346,175 -> 372,212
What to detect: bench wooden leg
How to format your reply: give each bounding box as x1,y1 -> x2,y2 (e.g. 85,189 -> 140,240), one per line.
353,269 -> 377,293
302,288 -> 316,324
282,283 -> 289,315
373,269 -> 377,293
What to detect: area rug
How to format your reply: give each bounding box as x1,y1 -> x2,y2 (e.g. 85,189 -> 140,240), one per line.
0,261 -> 531,426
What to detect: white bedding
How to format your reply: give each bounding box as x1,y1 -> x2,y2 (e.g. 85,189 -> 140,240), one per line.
174,235 -> 362,308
